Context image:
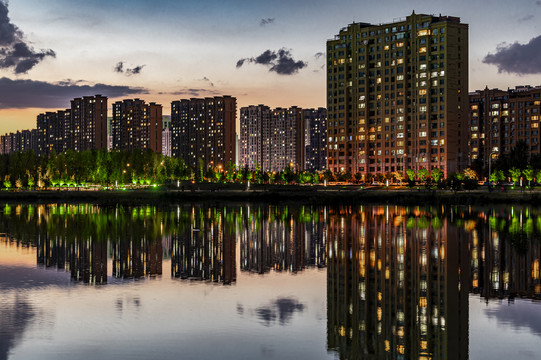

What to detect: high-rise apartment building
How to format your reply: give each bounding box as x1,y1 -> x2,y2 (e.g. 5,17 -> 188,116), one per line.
0,130 -> 35,155
304,108 -> 327,172
36,110 -> 69,155
327,13 -> 468,177
240,105 -> 269,170
171,96 -> 236,169
468,86 -> 541,169
112,99 -> 163,153
239,105 -> 306,172
70,95 -> 108,152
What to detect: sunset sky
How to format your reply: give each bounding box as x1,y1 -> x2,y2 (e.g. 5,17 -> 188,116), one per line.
1,0 -> 541,133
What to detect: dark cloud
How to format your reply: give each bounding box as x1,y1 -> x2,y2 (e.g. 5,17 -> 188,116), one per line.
126,65 -> 145,75
518,14 -> 534,22
483,35 -> 541,74
255,297 -> 305,326
537,0 -> 541,5
236,48 -> 307,75
114,61 -> 124,73
485,300 -> 541,336
0,296 -> 35,360
197,76 -> 214,87
0,1 -> 55,73
114,61 -> 145,76
260,18 -> 275,26
0,77 -> 147,109
160,88 -> 220,97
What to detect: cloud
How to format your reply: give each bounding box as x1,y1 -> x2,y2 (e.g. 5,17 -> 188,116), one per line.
0,1 -> 55,73
260,18 -> 275,26
236,48 -> 307,75
0,295 -> 35,360
537,0 -> 541,5
197,76 -> 214,87
314,52 -> 325,59
518,14 -> 534,22
126,65 -> 145,75
483,35 -> 541,74
114,61 -> 145,76
485,300 -> 541,337
255,297 -> 305,326
159,88 -> 221,97
0,77 -> 147,109
114,61 -> 124,73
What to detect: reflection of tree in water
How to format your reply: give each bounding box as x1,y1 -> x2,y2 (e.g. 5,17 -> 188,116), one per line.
0,295 -> 34,360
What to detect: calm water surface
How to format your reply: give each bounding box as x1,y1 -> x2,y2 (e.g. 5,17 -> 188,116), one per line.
1,203 -> 540,360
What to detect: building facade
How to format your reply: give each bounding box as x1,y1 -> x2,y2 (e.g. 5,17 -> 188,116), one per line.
304,107 -> 327,172
111,99 -> 163,153
70,95 -> 108,152
36,110 -> 70,155
327,13 -> 468,177
239,105 -> 307,172
468,86 -> 541,169
171,96 -> 236,170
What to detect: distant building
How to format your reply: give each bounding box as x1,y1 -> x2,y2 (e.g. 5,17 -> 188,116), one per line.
239,105 -> 269,170
112,99 -> 163,153
304,108 -> 327,172
36,110 -> 69,155
162,116 -> 172,157
171,96 -> 236,170
468,86 -> 541,169
327,13 -> 469,177
240,105 -> 318,172
70,95 -> 108,152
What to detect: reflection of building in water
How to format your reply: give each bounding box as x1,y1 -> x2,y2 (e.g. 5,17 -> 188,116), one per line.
327,206 -> 469,360
239,206 -> 327,274
171,207 -> 236,285
112,237 -> 163,279
470,211 -> 541,300
36,235 -> 107,284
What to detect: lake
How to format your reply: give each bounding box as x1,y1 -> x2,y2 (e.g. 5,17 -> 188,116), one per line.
1,203 -> 540,359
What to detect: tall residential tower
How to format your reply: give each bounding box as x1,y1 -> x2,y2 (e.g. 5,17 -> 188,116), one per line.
327,13 -> 468,177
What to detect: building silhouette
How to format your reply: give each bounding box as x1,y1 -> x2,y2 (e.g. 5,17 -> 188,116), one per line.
326,13 -> 468,177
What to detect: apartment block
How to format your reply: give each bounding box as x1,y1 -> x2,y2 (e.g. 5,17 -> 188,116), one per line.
70,95 -> 108,151
304,108 -> 327,172
327,12 -> 468,177
171,96 -> 236,170
469,86 -> 541,168
112,99 -> 163,153
36,109 -> 70,155
239,105 -> 306,172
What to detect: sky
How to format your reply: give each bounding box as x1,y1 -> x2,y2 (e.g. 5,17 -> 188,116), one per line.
1,0 -> 541,133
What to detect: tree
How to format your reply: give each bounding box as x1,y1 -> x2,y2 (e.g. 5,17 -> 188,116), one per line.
523,166 -> 534,188
418,167 -> 429,183
463,168 -> 478,180
509,167 -> 522,185
3,176 -> 11,190
406,169 -> 416,189
431,168 -> 444,183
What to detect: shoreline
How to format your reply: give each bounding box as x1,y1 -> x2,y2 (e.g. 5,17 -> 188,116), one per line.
0,187 -> 538,206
